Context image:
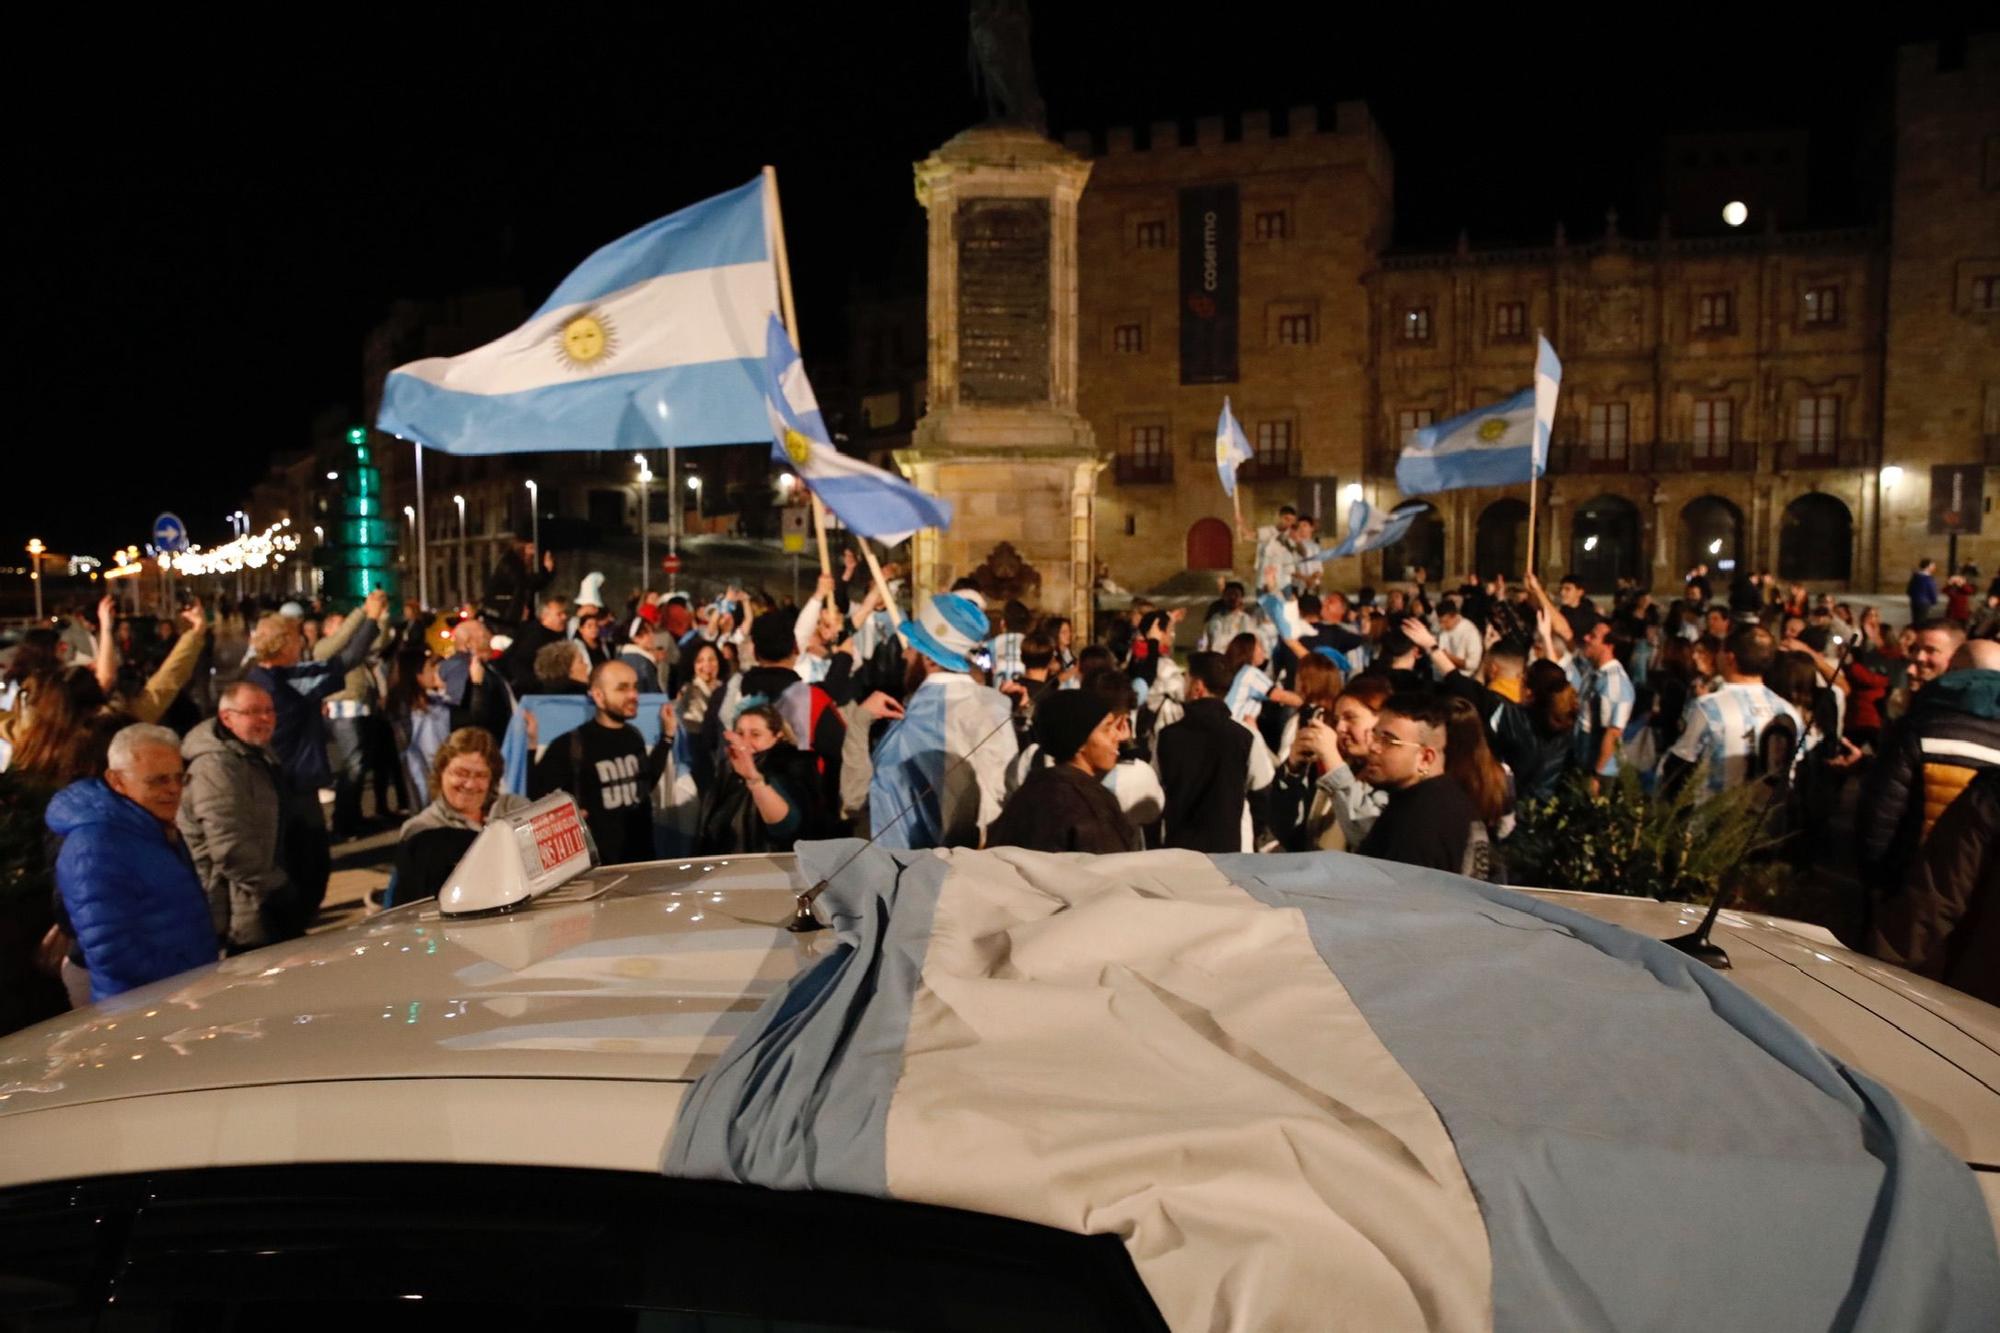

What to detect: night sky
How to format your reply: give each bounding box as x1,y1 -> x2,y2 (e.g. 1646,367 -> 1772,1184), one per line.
6,8 -> 1942,559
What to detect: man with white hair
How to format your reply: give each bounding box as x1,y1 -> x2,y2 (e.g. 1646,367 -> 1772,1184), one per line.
867,592 -> 1018,849
179,681 -> 295,950
46,724 -> 215,1002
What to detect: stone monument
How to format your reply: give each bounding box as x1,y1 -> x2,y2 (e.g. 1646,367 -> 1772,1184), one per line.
900,108 -> 1100,632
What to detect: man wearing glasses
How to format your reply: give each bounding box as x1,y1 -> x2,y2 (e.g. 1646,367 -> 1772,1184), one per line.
180,682 -> 300,951
46,724 -> 217,1003
1354,694 -> 1492,880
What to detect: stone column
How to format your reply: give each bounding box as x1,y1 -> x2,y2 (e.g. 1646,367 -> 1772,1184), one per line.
899,126 -> 1100,635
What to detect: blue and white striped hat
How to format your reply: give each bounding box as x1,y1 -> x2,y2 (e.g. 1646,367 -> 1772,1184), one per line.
899,593 -> 990,673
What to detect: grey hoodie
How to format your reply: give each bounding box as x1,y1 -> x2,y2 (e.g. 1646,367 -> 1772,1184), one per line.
179,717 -> 291,950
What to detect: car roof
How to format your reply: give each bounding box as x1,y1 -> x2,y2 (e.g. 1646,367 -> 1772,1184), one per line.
1,857 -> 1995,1200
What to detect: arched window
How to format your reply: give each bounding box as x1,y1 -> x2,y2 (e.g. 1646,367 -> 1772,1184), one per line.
1379,508 -> 1445,583
1569,494 -> 1641,592
1677,495 -> 1745,576
1476,499 -> 1530,579
1778,494 -> 1853,582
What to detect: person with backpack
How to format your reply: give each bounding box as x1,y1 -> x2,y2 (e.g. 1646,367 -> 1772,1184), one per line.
526,660 -> 676,865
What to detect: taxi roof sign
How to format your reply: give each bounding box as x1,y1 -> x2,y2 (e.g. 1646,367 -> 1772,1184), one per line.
437,791 -> 596,917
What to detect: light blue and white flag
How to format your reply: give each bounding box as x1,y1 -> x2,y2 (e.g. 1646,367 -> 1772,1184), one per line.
1328,499 -> 1428,558
866,672 -> 1018,850
1214,397 -> 1254,498
378,176 -> 780,455
764,316 -> 951,545
1395,334 -> 1563,495
1256,592 -> 1304,642
666,843 -> 2000,1333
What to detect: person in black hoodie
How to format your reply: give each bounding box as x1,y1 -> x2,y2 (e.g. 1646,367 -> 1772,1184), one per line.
1156,652 -> 1255,852
694,703 -> 827,854
986,689 -> 1141,854
528,660 -> 675,865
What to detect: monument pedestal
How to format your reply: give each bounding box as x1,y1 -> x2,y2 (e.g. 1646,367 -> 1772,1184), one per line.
901,125 -> 1099,633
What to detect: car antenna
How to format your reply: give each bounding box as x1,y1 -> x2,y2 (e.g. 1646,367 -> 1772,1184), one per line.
1670,628 -> 1857,970
787,706 -> 1025,933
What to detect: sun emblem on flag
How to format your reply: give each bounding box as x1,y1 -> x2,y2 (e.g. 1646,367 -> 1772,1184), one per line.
554,310 -> 618,371
1477,417 -> 1509,442
783,428 -> 814,466
1215,438 -> 1234,466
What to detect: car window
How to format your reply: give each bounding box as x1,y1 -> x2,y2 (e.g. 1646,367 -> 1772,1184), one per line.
0,1165 -> 1166,1332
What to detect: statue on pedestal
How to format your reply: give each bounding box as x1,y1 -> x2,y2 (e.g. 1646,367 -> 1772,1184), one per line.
968,0 -> 1046,133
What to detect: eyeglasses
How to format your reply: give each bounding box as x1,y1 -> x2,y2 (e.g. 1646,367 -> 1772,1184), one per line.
1369,728 -> 1422,753
134,773 -> 188,790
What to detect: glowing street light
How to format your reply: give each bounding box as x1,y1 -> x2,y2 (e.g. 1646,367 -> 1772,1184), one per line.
453,495 -> 468,605
633,457 -> 654,585
1880,465 -> 1904,488
25,538 -> 45,620
525,479 -> 540,555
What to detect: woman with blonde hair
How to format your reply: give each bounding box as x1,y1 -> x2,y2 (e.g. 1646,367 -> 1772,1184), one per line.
386,727 -> 532,906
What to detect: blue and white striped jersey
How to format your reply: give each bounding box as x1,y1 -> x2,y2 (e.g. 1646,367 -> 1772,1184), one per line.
1667,681 -> 1803,795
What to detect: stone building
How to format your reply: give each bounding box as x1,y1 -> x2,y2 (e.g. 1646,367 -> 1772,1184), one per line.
1070,37 -> 1998,595
1065,105 -> 1393,590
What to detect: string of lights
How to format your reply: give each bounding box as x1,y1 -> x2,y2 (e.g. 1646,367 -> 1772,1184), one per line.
162,519 -> 299,577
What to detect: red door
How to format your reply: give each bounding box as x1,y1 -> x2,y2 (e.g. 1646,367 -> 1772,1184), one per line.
1186,518 -> 1233,571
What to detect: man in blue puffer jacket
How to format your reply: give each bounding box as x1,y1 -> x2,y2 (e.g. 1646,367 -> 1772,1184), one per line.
47,723 -> 216,1002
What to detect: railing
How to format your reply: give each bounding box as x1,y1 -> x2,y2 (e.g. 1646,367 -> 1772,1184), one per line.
1771,438 -> 1879,470
1238,451 -> 1303,482
1112,454 -> 1174,485
1655,440 -> 1758,474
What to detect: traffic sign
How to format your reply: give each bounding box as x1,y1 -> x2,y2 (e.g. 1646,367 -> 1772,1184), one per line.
661,552 -> 682,575
152,512 -> 189,553
1928,464 -> 1985,536
781,506 -> 809,555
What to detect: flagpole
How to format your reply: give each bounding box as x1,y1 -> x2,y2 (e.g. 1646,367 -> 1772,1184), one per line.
1525,327 -> 1543,582
763,163 -> 833,582
858,537 -> 904,629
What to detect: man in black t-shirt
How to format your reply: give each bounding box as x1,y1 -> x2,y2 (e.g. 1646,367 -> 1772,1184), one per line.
1355,693 -> 1491,880
529,660 -> 675,865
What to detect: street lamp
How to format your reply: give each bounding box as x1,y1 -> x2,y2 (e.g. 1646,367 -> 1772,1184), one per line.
633,455 -> 654,590
25,538 -> 45,620
453,495 -> 467,607
525,479 -> 540,556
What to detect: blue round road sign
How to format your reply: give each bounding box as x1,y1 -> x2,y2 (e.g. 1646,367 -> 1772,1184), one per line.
152,513 -> 189,553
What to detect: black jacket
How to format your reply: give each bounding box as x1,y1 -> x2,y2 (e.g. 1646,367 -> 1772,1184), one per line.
694,742 -> 828,855
1866,766 -> 1999,1005
986,763 -> 1141,855
501,622 -> 569,697
1155,698 -> 1252,853
482,549 -> 552,625
1436,674 -> 1572,802
1357,775 -> 1491,879
1856,670 -> 2000,880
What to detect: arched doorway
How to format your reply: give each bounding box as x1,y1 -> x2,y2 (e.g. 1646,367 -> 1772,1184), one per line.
1678,495 -> 1745,581
1186,517 -> 1233,571
1779,493 -> 1853,582
1476,499 -> 1530,579
1569,494 -> 1640,592
1379,508 -> 1445,583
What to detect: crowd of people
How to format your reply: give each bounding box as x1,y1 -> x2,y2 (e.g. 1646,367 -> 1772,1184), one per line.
2,511 -> 1995,1032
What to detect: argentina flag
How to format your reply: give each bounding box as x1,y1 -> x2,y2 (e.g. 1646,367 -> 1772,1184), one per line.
1329,498 -> 1429,558
1214,397 -> 1253,497
377,175 -> 780,455
1396,334 -> 1563,495
764,316 -> 951,544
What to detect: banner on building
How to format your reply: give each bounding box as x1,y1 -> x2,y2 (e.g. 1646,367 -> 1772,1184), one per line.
1179,184 -> 1239,385
1928,464 -> 1984,536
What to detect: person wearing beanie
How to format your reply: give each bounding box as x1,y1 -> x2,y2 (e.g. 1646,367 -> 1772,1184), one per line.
985,690 -> 1141,854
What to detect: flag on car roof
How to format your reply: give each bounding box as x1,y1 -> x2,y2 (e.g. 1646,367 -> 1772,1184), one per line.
377,176 -> 780,455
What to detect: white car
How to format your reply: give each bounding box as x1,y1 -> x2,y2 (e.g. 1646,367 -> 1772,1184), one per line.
0,844 -> 1994,1330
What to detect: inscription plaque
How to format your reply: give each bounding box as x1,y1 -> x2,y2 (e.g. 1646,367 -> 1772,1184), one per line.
957,198 -> 1051,404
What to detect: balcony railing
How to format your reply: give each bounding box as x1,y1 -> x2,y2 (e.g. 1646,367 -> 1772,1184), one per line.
1655,440 -> 1758,474
1112,453 -> 1174,485
1771,438 -> 1879,471
1237,451 -> 1303,482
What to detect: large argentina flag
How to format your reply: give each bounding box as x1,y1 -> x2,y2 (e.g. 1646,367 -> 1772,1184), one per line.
377,176 -> 778,454
1396,334 -> 1562,495
666,843 -> 1999,1333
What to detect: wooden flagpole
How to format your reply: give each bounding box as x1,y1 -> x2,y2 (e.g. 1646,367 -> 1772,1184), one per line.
764,164 -> 834,581
1525,327 -> 1544,581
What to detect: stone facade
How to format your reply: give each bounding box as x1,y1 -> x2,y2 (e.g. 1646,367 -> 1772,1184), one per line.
1879,35 -> 2000,581
1068,105 -> 1393,591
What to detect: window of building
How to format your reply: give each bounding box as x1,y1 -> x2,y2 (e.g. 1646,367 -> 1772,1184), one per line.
1112,323 -> 1144,353
1801,286 -> 1841,326
1973,275 -> 2000,311
1692,398 -> 1733,462
1694,292 -> 1733,332
1253,210 -> 1289,241
1123,513 -> 1138,537
1493,301 -> 1527,339
1276,313 -> 1315,345
1795,395 -> 1840,456
1255,420 -> 1293,468
1399,307 -> 1432,343
1585,402 -> 1630,463
1982,383 -> 2000,439
1396,408 -> 1436,440
1129,425 -> 1167,465
1133,219 -> 1169,249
